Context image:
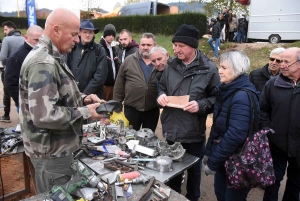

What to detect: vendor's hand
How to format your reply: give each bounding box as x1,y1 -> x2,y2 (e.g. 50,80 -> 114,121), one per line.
203,155 -> 209,166
84,94 -> 105,105
87,103 -> 104,120
205,165 -> 216,176
183,100 -> 199,113
157,94 -> 168,107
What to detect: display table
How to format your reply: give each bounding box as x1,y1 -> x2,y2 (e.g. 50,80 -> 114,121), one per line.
21,178 -> 189,201
81,153 -> 199,183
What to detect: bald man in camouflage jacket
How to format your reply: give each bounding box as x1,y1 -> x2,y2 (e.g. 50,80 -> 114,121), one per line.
19,8 -> 104,194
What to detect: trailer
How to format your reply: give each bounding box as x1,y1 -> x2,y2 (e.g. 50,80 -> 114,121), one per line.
247,0 -> 300,43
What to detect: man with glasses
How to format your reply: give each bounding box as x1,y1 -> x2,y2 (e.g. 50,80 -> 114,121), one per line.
67,19 -> 108,99
260,47 -> 300,201
249,47 -> 285,92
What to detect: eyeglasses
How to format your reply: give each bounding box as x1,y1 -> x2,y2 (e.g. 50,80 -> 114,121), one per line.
81,30 -> 94,35
281,60 -> 300,68
268,57 -> 281,63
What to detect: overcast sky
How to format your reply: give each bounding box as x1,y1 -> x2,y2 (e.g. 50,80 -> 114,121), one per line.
0,0 -> 187,13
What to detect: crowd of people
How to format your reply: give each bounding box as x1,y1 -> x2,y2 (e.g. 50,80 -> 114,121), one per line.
0,7 -> 300,201
207,7 -> 248,59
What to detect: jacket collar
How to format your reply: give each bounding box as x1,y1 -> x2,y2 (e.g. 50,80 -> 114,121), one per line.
168,49 -> 211,72
7,29 -> 21,36
79,38 -> 95,49
217,74 -> 259,101
126,39 -> 139,50
274,73 -> 300,89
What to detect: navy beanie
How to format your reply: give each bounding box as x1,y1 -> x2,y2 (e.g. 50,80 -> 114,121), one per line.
172,24 -> 199,49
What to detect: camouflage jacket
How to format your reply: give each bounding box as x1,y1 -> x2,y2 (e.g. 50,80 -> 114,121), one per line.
19,34 -> 91,159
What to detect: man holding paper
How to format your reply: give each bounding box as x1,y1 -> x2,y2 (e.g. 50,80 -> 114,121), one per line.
157,24 -> 220,201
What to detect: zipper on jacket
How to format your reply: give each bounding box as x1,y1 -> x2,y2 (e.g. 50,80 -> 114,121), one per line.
187,76 -> 194,94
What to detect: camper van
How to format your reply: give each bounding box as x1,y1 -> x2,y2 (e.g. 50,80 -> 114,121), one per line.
118,1 -> 169,16
247,0 -> 300,43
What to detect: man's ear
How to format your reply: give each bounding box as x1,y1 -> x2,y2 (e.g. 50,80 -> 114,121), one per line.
166,53 -> 170,59
53,25 -> 60,37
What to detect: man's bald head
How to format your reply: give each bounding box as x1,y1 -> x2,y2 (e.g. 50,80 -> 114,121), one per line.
26,25 -> 43,36
25,25 -> 43,47
280,47 -> 300,82
286,47 -> 300,60
44,8 -> 80,54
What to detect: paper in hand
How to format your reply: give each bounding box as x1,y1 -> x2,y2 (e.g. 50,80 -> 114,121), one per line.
166,95 -> 190,109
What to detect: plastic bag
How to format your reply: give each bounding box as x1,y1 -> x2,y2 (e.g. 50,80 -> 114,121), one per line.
110,111 -> 129,127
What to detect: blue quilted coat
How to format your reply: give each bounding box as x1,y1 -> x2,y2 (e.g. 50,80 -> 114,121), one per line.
205,73 -> 260,171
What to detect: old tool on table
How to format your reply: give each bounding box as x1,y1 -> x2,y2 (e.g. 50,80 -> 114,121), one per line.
50,159 -> 108,201
115,173 -> 150,186
135,176 -> 156,201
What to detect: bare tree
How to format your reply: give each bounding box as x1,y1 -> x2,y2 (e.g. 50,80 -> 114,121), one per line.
189,0 -> 249,17
81,0 -> 101,18
124,0 -> 149,5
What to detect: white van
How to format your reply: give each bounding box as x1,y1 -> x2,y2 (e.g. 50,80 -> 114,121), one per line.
247,0 -> 300,43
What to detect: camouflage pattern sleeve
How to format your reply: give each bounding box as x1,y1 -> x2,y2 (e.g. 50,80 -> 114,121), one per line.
24,61 -> 91,130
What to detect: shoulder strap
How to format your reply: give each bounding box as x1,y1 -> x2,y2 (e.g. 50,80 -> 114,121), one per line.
94,44 -> 102,63
226,89 -> 259,141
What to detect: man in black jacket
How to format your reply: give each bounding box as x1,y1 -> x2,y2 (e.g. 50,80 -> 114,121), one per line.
67,19 -> 108,99
157,24 -> 220,201
260,47 -> 300,201
207,18 -> 221,59
100,24 -> 119,101
249,47 -> 285,92
4,25 -> 43,110
118,29 -> 139,63
237,14 -> 248,43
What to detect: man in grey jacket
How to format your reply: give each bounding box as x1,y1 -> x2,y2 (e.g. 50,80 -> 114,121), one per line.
157,24 -> 220,201
0,21 -> 24,122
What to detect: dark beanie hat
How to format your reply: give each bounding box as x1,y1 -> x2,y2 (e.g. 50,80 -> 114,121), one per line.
103,24 -> 116,38
172,24 -> 199,49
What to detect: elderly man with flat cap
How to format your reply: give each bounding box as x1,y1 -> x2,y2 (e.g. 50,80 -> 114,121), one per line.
157,24 -> 220,201
67,19 -> 108,99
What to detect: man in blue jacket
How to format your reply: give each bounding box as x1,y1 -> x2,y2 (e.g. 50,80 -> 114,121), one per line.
4,25 -> 43,111
260,47 -> 300,201
157,24 -> 220,201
